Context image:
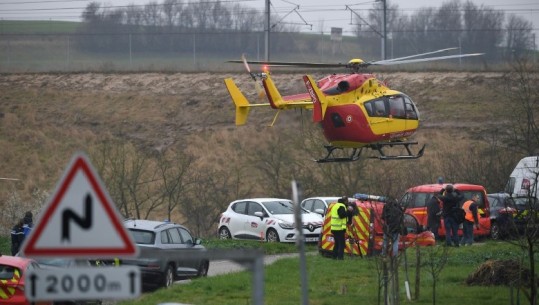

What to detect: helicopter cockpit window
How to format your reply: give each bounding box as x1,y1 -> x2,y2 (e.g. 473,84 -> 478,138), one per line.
388,96 -> 406,118
403,96 -> 419,120
365,99 -> 387,117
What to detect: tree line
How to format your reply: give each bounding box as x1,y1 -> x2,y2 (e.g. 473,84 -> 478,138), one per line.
355,0 -> 535,61
74,0 -> 535,62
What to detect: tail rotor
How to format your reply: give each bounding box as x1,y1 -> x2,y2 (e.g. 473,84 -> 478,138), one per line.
241,54 -> 266,100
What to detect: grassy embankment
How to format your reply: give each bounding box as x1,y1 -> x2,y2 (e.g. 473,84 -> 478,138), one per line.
0,235 -> 533,305
120,239 -> 530,305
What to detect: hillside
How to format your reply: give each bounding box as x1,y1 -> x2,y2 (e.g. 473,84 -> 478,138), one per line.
0,71 -> 517,233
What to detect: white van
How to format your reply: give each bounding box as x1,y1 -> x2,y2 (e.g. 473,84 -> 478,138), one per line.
505,156 -> 539,199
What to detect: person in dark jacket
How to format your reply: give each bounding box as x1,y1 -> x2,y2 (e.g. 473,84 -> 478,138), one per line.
23,211 -> 33,237
439,184 -> 464,247
381,199 -> 404,256
10,219 -> 25,255
426,194 -> 442,240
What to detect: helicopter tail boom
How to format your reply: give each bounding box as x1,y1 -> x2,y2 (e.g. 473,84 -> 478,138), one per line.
303,75 -> 328,122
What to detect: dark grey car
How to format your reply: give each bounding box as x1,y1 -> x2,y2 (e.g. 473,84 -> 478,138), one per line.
121,219 -> 209,290
487,193 -> 539,239
487,193 -> 518,239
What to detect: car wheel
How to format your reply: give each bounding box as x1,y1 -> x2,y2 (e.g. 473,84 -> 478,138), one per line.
219,227 -> 231,239
266,228 -> 280,242
163,264 -> 174,288
197,261 -> 209,277
490,222 -> 500,240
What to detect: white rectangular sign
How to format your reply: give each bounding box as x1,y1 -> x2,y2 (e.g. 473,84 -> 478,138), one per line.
25,266 -> 140,301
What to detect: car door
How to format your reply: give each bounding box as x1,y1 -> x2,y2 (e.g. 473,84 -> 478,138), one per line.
177,227 -> 203,276
161,227 -> 198,277
243,201 -> 268,240
228,201 -> 249,239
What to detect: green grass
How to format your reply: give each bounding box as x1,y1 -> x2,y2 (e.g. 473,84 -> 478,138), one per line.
0,235 -> 10,255
118,241 -> 536,305
1,235 -> 534,305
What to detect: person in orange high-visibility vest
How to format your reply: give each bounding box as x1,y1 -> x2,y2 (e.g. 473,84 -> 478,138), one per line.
460,193 -> 480,246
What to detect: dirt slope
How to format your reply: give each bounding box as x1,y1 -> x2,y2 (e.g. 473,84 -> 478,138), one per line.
0,71 -> 507,203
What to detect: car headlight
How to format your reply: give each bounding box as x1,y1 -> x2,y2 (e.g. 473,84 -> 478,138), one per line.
278,221 -> 295,230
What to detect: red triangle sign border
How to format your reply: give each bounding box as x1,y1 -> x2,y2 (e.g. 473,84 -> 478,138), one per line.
21,152 -> 138,258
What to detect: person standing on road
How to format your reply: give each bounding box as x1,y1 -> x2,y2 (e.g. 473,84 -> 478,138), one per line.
426,194 -> 442,240
381,199 -> 404,257
460,193 -> 480,246
331,196 -> 350,260
439,184 -> 464,247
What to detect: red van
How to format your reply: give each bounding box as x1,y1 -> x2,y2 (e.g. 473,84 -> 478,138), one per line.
400,183 -> 491,238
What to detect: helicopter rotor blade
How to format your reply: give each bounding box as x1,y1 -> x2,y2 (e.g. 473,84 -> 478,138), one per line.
369,53 -> 484,66
229,59 -> 347,68
372,47 -> 459,64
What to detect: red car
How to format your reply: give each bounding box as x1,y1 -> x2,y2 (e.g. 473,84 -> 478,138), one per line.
400,183 -> 491,238
0,254 -> 51,305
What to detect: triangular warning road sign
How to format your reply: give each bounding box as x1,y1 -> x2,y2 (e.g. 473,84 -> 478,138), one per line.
21,152 -> 138,258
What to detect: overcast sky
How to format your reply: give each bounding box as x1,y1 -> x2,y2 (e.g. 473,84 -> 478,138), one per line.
0,0 -> 537,40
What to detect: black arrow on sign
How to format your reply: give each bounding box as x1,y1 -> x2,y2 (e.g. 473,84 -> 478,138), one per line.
62,193 -> 93,242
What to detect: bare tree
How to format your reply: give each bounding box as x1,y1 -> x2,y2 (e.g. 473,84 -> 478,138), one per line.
422,245 -> 450,305
156,148 -> 194,221
505,15 -> 534,61
431,0 -> 462,50
182,169 -> 236,237
501,59 -> 539,156
462,1 -> 504,60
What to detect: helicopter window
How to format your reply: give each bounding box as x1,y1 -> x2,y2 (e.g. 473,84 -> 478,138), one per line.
330,112 -> 345,127
404,97 -> 418,120
372,100 -> 387,117
388,96 -> 406,118
323,81 -> 351,96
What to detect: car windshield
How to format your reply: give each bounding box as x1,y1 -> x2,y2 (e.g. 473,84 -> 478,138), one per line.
129,229 -> 155,245
262,200 -> 306,215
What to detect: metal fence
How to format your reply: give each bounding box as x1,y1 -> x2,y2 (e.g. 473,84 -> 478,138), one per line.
0,31 -> 366,73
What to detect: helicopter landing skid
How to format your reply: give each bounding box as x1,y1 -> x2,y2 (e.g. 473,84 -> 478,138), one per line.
315,142 -> 425,163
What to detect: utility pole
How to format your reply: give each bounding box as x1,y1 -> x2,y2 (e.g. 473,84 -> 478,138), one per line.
382,0 -> 387,60
265,0 -> 270,61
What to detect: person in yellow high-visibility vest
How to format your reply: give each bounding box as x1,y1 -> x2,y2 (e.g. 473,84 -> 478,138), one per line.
331,196 -> 351,260
460,193 -> 480,246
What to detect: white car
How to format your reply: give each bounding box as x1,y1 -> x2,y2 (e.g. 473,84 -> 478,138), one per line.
218,198 -> 323,243
300,197 -> 341,215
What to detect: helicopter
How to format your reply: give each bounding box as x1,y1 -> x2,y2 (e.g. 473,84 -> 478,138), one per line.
224,48 -> 483,163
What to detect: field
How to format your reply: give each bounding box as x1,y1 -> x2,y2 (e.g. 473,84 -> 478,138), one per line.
0,69 -> 534,236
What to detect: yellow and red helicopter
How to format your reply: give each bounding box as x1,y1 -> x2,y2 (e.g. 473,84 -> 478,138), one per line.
224,48 -> 483,163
